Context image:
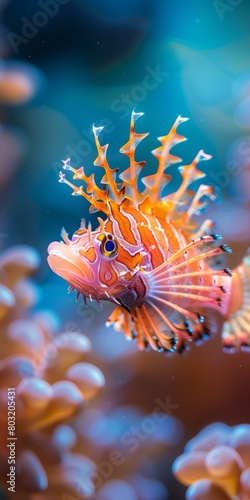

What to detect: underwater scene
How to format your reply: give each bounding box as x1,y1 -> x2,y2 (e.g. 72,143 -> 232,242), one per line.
1,0 -> 250,499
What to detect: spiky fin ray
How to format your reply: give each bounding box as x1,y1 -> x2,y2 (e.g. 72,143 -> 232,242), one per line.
59,160 -> 110,215
57,113 -> 217,238
150,150 -> 215,237
92,125 -> 121,203
166,150 -> 212,206
119,110 -> 149,206
142,115 -> 188,204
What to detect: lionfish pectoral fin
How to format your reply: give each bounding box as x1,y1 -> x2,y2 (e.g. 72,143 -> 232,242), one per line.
144,234 -> 231,311
135,303 -> 178,352
173,307 -> 223,354
106,303 -> 179,353
139,234 -> 233,353
222,249 -> 250,353
193,307 -> 223,342
141,299 -> 224,354
135,301 -> 218,354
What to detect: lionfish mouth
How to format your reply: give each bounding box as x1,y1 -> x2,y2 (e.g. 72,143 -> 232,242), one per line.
47,241 -> 94,290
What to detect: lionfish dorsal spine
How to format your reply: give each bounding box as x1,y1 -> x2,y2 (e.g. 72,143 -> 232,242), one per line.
92,124 -> 121,204
142,115 -> 189,204
119,109 -> 149,206
57,111 -> 217,234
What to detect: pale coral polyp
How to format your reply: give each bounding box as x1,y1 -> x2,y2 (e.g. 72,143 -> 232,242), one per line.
173,422 -> 250,500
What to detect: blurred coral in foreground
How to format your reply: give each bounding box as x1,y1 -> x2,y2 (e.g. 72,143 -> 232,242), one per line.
0,245 -> 104,499
74,403 -> 183,499
0,245 -> 180,499
173,422 -> 250,499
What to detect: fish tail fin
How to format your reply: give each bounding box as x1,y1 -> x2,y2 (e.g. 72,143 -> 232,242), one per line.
222,248 -> 250,352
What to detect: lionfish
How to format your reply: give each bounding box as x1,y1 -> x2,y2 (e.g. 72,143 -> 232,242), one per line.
48,111 -> 250,354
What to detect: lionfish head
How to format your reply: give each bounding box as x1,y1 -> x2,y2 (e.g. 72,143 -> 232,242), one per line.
48,214 -> 146,302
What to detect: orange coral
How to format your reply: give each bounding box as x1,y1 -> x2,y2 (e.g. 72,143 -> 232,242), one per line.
0,245 -> 105,498
0,244 -> 171,499
173,422 -> 250,499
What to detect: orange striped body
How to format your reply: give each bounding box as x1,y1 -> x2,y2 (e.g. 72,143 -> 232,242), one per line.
48,111 -> 250,354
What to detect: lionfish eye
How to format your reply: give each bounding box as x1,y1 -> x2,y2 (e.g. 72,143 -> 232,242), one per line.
99,234 -> 118,258
105,240 -> 115,252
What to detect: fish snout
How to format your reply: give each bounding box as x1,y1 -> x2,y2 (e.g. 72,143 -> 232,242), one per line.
47,241 -> 94,285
